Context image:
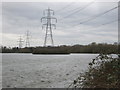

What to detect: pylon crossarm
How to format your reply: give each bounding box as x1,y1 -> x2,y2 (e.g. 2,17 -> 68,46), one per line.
51,17 -> 57,22
51,24 -> 56,29
41,17 -> 47,22
50,10 -> 54,15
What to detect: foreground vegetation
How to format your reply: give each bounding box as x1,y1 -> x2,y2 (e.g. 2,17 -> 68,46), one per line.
1,42 -> 119,54
69,54 -> 120,88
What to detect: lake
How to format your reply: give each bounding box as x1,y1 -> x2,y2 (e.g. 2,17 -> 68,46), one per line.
2,53 -> 98,88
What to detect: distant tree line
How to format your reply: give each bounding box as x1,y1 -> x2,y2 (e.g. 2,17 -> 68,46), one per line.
0,42 -> 119,54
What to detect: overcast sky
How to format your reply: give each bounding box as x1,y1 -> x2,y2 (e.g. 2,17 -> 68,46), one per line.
1,0 -> 119,47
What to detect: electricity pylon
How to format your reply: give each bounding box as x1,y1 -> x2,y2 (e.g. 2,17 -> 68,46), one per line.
25,30 -> 31,47
18,36 -> 24,48
41,8 -> 57,47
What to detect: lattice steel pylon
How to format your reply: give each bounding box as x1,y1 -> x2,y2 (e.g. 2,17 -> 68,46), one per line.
18,36 -> 24,48
41,8 -> 57,47
25,30 -> 31,47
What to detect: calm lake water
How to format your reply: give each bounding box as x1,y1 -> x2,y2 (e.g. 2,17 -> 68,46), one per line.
2,53 -> 98,88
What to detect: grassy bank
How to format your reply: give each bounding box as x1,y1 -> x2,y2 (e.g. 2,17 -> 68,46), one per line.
69,54 -> 120,88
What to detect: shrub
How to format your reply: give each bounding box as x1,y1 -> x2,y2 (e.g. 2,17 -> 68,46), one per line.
70,54 -> 120,88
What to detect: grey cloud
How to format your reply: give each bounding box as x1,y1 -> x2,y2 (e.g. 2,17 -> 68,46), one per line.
2,2 -> 118,47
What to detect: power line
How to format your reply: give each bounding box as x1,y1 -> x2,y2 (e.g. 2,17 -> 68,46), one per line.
77,5 -> 119,25
58,4 -> 118,28
55,0 -> 77,13
66,4 -> 86,13
83,19 -> 118,31
98,19 -> 118,27
64,1 -> 94,15
59,0 -> 95,22
57,19 -> 118,34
